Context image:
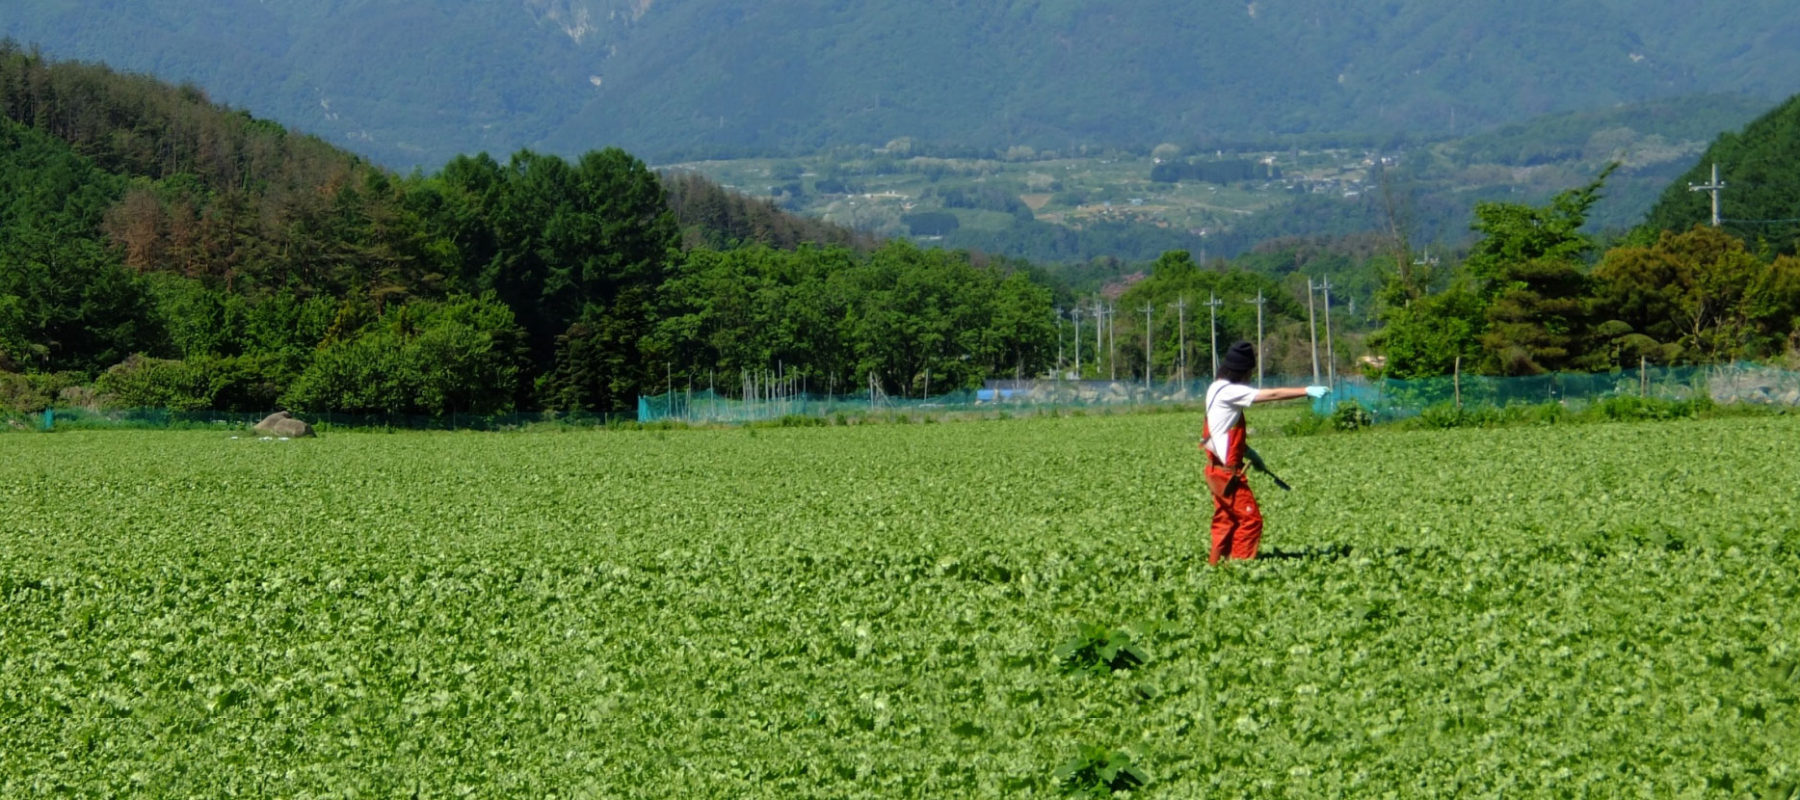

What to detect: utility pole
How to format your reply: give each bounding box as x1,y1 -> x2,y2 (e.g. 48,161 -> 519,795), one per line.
1071,306 -> 1083,376
1172,295 -> 1189,383
1396,247 -> 1440,308
1093,298 -> 1105,378
1413,246 -> 1439,273
1319,277 -> 1336,387
1055,308 -> 1064,375
1108,302 -> 1118,381
1689,162 -> 1725,227
1142,303 -> 1154,388
1205,292 -> 1224,377
1307,278 -> 1321,384
1246,290 -> 1266,387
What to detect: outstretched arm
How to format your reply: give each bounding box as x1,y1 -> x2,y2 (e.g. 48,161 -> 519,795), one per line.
1254,385 -> 1329,403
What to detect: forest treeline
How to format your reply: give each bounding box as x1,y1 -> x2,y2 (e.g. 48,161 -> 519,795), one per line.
3,44 -> 1799,420
1374,171 -> 1800,378
0,46 -> 1093,416
1370,92 -> 1800,379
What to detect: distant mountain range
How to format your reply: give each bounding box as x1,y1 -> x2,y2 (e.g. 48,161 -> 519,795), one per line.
6,1 -> 1799,169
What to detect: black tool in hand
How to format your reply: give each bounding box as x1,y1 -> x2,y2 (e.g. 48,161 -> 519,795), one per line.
1243,446 -> 1292,491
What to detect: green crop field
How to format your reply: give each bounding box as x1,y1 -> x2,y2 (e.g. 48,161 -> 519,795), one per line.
3,415 -> 1797,797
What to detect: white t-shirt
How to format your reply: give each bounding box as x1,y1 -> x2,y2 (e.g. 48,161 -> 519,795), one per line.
1204,379 -> 1257,464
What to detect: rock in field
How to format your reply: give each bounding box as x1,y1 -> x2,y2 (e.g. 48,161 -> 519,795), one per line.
254,411 -> 316,438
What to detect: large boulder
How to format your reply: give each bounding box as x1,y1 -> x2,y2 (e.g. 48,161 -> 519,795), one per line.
254,411 -> 316,438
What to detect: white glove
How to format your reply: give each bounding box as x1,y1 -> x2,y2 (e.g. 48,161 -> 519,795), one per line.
1305,385 -> 1330,398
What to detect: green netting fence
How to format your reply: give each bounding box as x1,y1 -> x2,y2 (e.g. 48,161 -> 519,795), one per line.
634,378 -> 1307,424
638,363 -> 1800,425
6,363 -> 1793,432
1317,362 -> 1800,422
637,374 -> 1337,423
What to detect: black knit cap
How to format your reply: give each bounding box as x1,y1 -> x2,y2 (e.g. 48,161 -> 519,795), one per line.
1222,341 -> 1256,374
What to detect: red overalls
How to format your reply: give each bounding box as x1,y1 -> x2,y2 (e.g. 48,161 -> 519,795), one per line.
1202,408 -> 1263,564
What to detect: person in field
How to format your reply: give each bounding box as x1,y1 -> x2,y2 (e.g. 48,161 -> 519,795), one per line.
1203,341 -> 1328,564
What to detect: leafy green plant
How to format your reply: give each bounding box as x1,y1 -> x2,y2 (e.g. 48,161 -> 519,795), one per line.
1056,622 -> 1148,675
1055,745 -> 1149,797
91,355 -> 187,409
0,371 -> 81,413
1281,409 -> 1330,436
1417,402 -> 1466,429
1590,394 -> 1708,421
1330,400 -> 1373,431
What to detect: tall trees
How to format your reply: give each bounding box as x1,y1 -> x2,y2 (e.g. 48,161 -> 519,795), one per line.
420,153 -> 506,293
1463,166 -> 1610,284
0,229 -> 160,375
414,148 -> 686,411
1369,285 -> 1486,379
991,272 -> 1057,380
1479,256 -> 1598,374
1378,160 -> 1800,375
281,294 -> 523,416
842,242 -> 1006,395
2,42 -> 424,297
0,48 -> 1085,416
1462,167 -> 1611,374
1111,250 -> 1310,380
1592,225 -> 1800,363
645,241 -> 1058,399
445,148 -> 681,411
1374,166 -> 1607,376
0,119 -> 159,374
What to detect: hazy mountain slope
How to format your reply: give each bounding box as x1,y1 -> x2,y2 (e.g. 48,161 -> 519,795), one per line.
0,1 -> 608,163
5,1 -> 1797,168
546,1 -> 1691,154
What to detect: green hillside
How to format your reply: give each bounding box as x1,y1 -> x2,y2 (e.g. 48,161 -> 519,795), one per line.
0,46 -> 1085,415
1641,94 -> 1800,253
4,1 -> 1798,167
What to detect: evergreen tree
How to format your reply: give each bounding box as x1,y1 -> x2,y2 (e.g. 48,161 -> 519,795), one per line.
1467,167 -> 1613,374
